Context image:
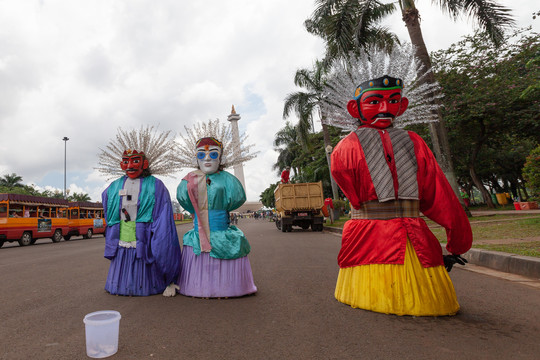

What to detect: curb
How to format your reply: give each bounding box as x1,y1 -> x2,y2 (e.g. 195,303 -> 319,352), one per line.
323,226 -> 540,279
461,248 -> 540,279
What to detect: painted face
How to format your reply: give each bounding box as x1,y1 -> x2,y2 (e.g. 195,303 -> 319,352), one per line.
359,89 -> 406,129
120,154 -> 148,179
196,145 -> 221,174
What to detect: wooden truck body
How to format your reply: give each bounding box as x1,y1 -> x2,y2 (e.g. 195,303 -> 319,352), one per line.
274,182 -> 324,232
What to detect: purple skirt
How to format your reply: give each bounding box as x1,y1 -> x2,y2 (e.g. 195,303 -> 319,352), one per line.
105,247 -> 168,296
178,246 -> 257,298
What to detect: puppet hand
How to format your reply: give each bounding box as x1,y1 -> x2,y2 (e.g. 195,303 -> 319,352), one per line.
162,283 -> 180,297
443,254 -> 468,272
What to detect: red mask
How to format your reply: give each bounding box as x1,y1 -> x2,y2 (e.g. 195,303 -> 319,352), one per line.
347,89 -> 409,129
120,154 -> 149,179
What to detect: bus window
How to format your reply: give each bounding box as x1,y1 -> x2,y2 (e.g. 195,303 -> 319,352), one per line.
70,209 -> 79,219
25,205 -> 38,218
95,210 -> 103,218
80,209 -> 88,218
10,204 -> 22,217
0,205 -> 7,217
40,208 -> 50,218
51,208 -> 57,218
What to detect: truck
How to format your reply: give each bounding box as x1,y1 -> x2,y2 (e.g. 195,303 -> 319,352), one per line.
274,181 -> 324,232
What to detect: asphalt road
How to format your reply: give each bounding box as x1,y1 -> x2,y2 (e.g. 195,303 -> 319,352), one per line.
1,218 -> 539,359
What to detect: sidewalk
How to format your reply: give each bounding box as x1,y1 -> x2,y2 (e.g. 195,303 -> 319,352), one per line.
323,209 -> 540,281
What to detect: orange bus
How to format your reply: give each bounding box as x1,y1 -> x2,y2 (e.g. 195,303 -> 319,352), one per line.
0,193 -> 69,247
65,201 -> 106,240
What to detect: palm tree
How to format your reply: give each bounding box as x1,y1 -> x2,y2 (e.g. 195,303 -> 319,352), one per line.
69,192 -> 92,202
306,0 -> 514,202
305,0 -> 399,64
273,122 -> 300,177
0,173 -> 24,188
283,61 -> 339,198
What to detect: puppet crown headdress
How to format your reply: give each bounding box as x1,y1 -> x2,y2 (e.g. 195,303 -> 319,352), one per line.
173,118 -> 258,169
322,44 -> 443,130
353,75 -> 404,99
97,125 -> 180,179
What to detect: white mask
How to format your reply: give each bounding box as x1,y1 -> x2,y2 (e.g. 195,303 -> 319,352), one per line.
196,145 -> 221,174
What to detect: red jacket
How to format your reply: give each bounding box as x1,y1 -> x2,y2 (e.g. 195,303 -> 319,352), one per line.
331,127 -> 472,268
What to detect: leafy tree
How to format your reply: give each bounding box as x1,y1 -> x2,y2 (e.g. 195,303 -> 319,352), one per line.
69,192 -> 92,202
260,182 -> 279,208
305,0 -> 515,201
283,60 -> 339,198
305,0 -> 399,64
523,145 -> 540,201
431,29 -> 539,206
268,124 -> 344,200
0,173 -> 24,188
272,122 -> 302,177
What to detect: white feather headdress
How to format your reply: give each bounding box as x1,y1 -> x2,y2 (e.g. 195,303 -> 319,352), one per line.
322,44 -> 443,130
173,119 -> 258,169
97,125 -> 180,179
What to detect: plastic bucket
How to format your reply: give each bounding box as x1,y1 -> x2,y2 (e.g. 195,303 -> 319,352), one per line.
83,310 -> 121,358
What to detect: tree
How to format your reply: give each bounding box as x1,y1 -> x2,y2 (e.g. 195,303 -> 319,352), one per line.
0,173 -> 24,189
69,192 -> 92,202
305,0 -> 399,64
272,122 -> 301,177
260,183 -> 279,208
269,123 -> 344,199
431,29 -> 539,206
523,145 -> 540,201
283,60 -> 339,198
305,0 -> 515,201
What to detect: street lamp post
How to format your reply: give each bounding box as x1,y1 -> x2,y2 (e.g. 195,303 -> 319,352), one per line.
62,137 -> 69,199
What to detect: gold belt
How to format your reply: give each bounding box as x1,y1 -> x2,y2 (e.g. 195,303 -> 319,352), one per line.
350,200 -> 419,220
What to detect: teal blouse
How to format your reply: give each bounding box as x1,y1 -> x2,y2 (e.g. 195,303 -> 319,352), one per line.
177,170 -> 250,259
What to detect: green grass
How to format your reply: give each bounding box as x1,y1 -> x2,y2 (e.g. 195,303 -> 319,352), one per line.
175,219 -> 193,225
324,217 -> 348,228
473,242 -> 540,257
430,217 -> 540,242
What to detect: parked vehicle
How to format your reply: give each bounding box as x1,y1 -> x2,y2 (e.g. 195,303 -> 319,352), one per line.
274,181 -> 324,232
65,202 -> 106,240
0,193 -> 69,247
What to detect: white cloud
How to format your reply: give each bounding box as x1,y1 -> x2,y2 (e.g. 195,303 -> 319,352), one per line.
1,0 -> 538,203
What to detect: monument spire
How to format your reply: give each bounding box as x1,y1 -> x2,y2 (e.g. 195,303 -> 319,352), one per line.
227,105 -> 246,190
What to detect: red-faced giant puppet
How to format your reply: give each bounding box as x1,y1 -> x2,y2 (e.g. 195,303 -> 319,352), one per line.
330,74 -> 472,316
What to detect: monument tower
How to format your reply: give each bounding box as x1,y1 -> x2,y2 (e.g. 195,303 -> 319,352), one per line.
227,105 -> 246,190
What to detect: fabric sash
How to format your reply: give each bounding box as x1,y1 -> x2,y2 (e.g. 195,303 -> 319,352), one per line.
354,127 -> 419,202
183,170 -> 212,252
350,200 -> 419,219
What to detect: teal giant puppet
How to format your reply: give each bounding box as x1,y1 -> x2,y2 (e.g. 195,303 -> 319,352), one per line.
173,117 -> 258,298
98,126 -> 181,296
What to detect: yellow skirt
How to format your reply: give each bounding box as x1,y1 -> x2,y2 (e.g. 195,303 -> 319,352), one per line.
335,240 -> 460,316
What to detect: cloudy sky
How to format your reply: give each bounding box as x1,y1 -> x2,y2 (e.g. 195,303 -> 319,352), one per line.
0,0 -> 538,203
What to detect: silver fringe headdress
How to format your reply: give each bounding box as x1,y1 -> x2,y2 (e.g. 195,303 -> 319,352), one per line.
322,44 -> 443,130
174,118 -> 258,169
97,125 -> 180,179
